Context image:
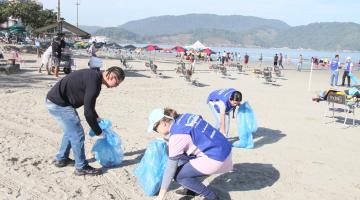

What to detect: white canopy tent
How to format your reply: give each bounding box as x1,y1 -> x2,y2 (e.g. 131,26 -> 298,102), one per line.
185,41 -> 207,50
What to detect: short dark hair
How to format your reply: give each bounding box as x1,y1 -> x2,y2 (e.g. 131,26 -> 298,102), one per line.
231,91 -> 242,119
106,66 -> 125,81
230,91 -> 242,102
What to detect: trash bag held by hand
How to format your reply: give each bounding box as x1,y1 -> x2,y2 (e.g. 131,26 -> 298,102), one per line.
233,101 -> 257,149
89,119 -> 123,167
134,139 -> 168,196
349,73 -> 359,85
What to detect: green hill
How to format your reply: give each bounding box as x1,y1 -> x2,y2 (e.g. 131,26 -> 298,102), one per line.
93,14 -> 360,51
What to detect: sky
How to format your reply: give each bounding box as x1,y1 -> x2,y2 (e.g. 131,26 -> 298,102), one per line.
38,0 -> 360,27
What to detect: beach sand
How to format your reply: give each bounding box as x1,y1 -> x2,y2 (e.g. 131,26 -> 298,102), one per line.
0,51 -> 360,200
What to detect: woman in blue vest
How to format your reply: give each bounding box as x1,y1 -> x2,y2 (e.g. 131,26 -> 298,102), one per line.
342,57 -> 353,87
329,54 -> 340,86
207,88 -> 242,137
148,108 -> 232,200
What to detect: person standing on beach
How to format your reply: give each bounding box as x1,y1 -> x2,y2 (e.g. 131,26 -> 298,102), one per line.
341,57 -> 353,87
329,54 -> 340,87
207,88 -> 242,137
45,67 -> 125,176
51,34 -> 66,77
297,54 -> 303,71
278,53 -> 284,69
148,108 -> 232,200
273,54 -> 278,68
38,45 -> 52,74
88,41 -> 97,57
244,53 -> 249,68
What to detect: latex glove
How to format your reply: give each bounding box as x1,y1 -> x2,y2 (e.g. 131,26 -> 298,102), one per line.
96,132 -> 105,139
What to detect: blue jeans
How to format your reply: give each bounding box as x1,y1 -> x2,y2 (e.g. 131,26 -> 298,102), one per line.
45,99 -> 87,169
330,70 -> 339,86
175,157 -> 217,199
208,103 -> 230,137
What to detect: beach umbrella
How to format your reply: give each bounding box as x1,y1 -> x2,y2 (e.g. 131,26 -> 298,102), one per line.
146,45 -> 156,51
172,46 -> 186,53
202,48 -> 215,55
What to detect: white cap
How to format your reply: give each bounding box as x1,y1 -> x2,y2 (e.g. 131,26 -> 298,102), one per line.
147,108 -> 165,133
346,57 -> 351,60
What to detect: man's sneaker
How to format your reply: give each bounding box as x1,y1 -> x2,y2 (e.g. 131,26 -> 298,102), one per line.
175,188 -> 198,197
54,158 -> 75,168
74,165 -> 102,176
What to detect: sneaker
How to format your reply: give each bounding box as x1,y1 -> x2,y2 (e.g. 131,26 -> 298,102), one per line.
74,165 -> 102,176
175,188 -> 198,197
54,158 -> 75,168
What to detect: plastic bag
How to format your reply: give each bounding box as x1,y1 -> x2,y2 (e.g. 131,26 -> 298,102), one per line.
88,56 -> 103,68
89,119 -> 123,167
134,139 -> 168,196
349,73 -> 359,85
233,101 -> 257,149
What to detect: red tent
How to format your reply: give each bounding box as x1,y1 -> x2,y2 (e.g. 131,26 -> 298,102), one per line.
172,46 -> 186,53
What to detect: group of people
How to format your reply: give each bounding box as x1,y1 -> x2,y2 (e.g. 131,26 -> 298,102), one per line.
46,68 -> 243,200
38,34 -> 66,77
329,54 -> 355,87
217,51 -> 249,67
273,53 -> 284,69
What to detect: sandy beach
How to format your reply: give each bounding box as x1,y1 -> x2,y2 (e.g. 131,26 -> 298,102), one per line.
1,50 -> 360,200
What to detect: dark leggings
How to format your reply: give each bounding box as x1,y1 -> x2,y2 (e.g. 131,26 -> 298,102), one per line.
342,71 -> 351,86
175,159 -> 217,199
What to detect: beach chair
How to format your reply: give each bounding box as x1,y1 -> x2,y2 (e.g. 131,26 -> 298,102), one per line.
263,67 -> 274,83
120,56 -> 133,70
145,60 -> 157,74
176,60 -> 186,75
274,66 -> 282,77
236,63 -> 243,72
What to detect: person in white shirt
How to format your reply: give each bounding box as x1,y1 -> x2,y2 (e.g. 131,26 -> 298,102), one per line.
88,41 -> 97,57
39,45 -> 52,74
341,57 -> 354,87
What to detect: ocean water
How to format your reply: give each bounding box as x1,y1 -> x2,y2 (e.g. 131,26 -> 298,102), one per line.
128,43 -> 360,67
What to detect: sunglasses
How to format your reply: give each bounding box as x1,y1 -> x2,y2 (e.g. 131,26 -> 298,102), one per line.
153,121 -> 160,133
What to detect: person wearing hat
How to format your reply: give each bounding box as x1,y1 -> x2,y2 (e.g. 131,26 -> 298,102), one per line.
207,88 -> 242,137
148,108 -> 232,200
342,57 -> 354,87
46,67 -> 125,176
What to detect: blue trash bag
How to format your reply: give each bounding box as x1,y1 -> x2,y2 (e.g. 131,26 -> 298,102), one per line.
134,139 -> 168,196
349,73 -> 359,85
233,101 -> 257,149
89,119 -> 123,167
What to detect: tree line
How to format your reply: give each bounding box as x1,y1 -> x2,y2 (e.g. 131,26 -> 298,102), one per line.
0,1 -> 57,30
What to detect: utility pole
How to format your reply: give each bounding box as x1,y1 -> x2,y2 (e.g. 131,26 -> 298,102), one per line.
57,0 -> 60,22
57,0 -> 62,33
75,0 -> 80,27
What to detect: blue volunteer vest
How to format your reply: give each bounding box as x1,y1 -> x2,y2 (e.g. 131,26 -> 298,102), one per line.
170,114 -> 231,161
330,59 -> 339,71
207,88 -> 236,113
345,62 -> 352,72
